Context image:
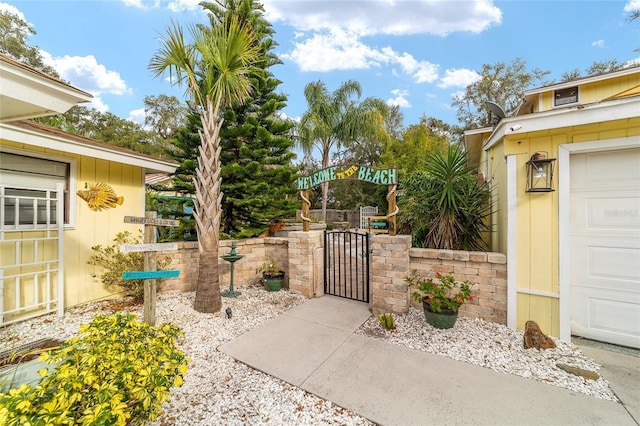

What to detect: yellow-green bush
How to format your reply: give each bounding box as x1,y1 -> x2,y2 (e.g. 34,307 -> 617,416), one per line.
0,312 -> 188,425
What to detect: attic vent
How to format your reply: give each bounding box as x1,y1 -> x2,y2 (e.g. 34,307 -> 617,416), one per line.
554,86 -> 578,106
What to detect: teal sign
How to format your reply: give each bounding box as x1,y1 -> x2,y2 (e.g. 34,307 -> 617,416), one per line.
123,270 -> 180,280
297,165 -> 397,190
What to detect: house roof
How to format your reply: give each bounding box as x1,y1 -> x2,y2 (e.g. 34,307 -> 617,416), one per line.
523,65 -> 640,96
1,120 -> 178,174
0,53 -> 93,122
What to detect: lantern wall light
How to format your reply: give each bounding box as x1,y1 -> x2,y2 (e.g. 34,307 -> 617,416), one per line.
526,152 -> 556,193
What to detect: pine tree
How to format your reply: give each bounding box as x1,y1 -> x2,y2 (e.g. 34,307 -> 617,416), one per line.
166,1 -> 298,238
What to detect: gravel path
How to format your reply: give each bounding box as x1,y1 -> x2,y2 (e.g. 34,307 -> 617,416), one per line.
1,288 -> 618,425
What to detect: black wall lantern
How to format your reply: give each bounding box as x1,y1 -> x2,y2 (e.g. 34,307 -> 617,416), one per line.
526,152 -> 556,192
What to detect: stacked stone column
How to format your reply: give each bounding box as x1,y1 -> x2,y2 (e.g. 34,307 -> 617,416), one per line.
287,231 -> 323,298
370,234 -> 412,315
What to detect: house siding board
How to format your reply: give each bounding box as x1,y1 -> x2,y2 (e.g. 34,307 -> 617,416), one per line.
509,123 -> 640,337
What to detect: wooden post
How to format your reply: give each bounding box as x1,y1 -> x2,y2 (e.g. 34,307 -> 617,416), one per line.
302,190 -> 310,232
143,211 -> 157,325
388,185 -> 397,236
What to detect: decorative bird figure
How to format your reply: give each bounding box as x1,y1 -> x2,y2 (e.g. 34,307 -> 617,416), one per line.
76,182 -> 124,211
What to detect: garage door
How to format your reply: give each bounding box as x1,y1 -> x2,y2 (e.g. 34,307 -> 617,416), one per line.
570,148 -> 640,348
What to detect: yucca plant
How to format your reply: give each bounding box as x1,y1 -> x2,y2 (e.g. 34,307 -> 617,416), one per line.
398,145 -> 492,250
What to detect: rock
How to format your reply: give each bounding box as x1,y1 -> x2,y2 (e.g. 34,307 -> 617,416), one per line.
556,363 -> 600,381
523,320 -> 556,349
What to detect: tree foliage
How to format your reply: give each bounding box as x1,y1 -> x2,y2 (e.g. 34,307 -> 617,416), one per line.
0,8 -> 58,75
297,79 -> 388,221
398,145 -> 492,250
36,106 -> 174,159
144,94 -> 188,140
381,115 -> 449,181
149,3 -> 261,314
452,58 -> 550,129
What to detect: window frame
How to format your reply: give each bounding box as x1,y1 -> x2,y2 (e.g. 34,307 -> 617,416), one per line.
0,147 -> 77,229
554,86 -> 579,107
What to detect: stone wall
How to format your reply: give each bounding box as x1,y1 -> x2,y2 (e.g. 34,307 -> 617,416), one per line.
159,238 -> 289,293
157,234 -> 507,325
408,248 -> 507,324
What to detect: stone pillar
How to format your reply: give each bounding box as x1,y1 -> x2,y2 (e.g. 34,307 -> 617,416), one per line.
287,231 -> 323,298
370,234 -> 411,315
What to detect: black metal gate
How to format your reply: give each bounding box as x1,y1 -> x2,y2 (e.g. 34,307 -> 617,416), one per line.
324,231 -> 370,302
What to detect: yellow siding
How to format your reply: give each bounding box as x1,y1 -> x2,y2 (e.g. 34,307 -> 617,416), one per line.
486,143 -> 507,253
71,157 -> 144,307
504,116 -> 640,337
517,293 -> 560,337
2,138 -> 147,311
535,73 -> 640,112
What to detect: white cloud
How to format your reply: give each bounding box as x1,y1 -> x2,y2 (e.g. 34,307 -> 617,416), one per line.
282,30 -> 439,84
0,2 -> 26,20
121,0 -> 199,11
387,89 -> 411,108
282,30 -> 381,71
624,0 -> 640,12
263,0 -> 502,36
438,68 -> 481,88
128,108 -> 147,126
591,39 -> 606,48
167,0 -> 201,12
44,53 -> 130,96
40,52 -> 131,112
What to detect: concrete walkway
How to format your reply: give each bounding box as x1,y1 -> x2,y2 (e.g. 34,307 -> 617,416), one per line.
219,296 -> 639,426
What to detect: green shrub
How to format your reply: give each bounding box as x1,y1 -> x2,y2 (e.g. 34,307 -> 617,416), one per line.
398,145 -> 493,250
377,313 -> 396,330
87,231 -> 171,302
0,312 -> 189,426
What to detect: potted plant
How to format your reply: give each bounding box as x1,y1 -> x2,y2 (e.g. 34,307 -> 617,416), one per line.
405,269 -> 473,329
257,259 -> 285,292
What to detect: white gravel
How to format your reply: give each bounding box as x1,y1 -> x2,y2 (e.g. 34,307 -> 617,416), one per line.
1,288 -> 618,425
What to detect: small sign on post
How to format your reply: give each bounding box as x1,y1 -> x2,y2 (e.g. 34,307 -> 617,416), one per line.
124,216 -> 180,227
120,243 -> 178,253
123,212 -> 180,326
123,270 -> 180,280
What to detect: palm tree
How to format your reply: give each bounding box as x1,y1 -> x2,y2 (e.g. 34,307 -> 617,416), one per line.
297,80 -> 387,222
149,15 -> 259,313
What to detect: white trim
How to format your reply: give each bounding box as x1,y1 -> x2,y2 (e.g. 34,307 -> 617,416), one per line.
558,144 -> 571,342
506,154 -> 517,329
0,145 -> 77,229
56,182 -> 64,317
0,123 -> 176,173
558,136 -> 640,342
516,288 -> 560,299
525,66 -> 640,96
483,97 -> 640,151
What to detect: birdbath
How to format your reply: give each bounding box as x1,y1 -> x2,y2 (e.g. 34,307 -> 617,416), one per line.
221,241 -> 244,298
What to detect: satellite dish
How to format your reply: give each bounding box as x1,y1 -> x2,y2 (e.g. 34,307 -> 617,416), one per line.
485,101 -> 506,125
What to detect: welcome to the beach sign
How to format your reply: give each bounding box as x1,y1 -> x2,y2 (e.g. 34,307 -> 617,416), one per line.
297,165 -> 397,190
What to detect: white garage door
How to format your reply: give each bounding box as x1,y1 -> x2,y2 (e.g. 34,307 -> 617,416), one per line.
570,147 -> 640,348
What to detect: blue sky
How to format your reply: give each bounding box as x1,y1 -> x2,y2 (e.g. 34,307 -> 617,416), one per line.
2,0 -> 639,129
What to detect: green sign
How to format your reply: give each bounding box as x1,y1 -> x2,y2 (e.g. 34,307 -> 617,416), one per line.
297,165 -> 397,190
123,270 -> 180,280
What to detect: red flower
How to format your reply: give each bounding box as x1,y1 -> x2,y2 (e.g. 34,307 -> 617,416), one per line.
456,296 -> 462,302
469,296 -> 474,301
428,293 -> 434,299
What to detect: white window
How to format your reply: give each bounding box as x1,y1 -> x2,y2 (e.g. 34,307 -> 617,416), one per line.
0,151 -> 75,229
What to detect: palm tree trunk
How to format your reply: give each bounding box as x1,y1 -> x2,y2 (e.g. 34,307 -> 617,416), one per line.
193,99 -> 224,313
